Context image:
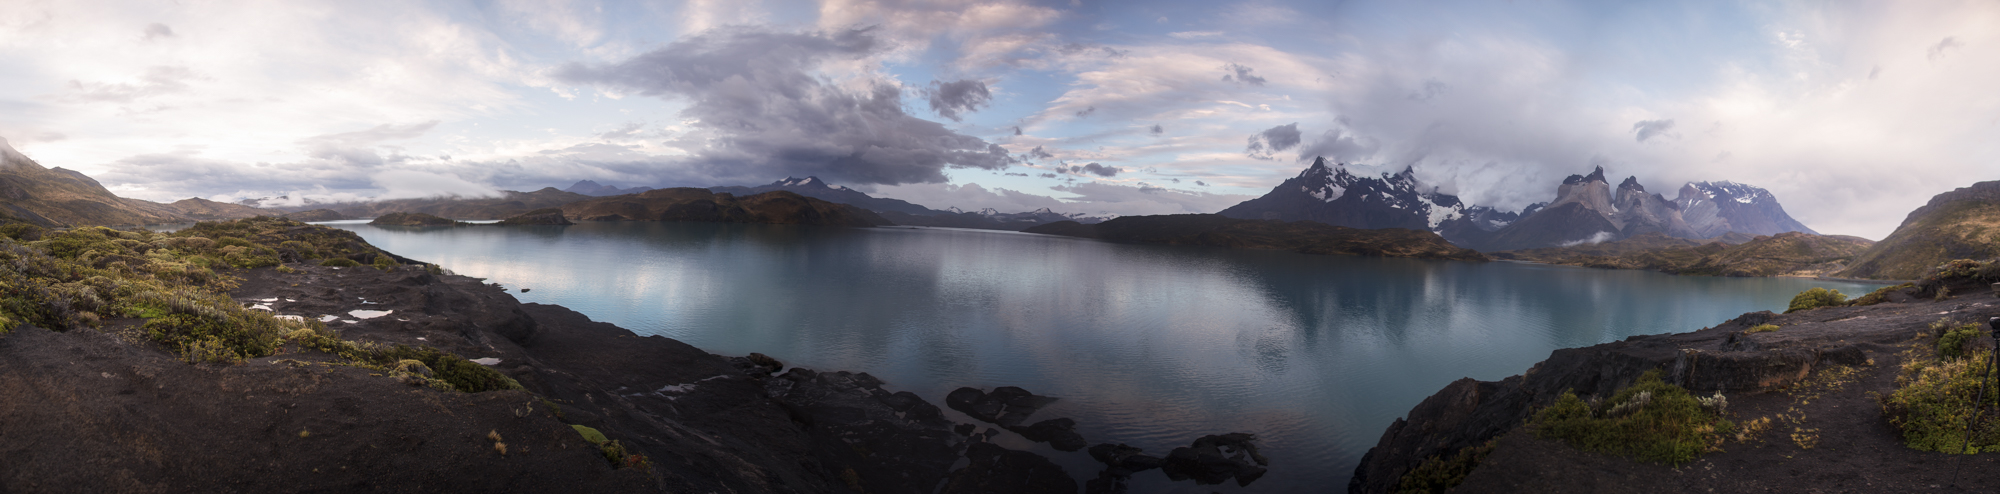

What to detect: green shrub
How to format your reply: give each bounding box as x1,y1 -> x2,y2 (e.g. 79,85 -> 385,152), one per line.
1883,348 -> 2000,453
0,222 -> 47,241
320,258 -> 361,267
375,345 -> 521,393
1530,370 -> 1733,465
143,312 -> 284,363
1939,323 -> 1984,360
1746,324 -> 1780,334
572,424 -> 608,445
1786,288 -> 1848,313
1391,440 -> 1497,494
372,254 -> 398,271
1852,283 -> 1914,306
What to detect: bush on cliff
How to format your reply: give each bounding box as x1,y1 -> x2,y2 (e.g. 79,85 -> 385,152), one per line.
1530,369 -> 1734,465
1785,288 -> 1848,313
1851,283 -> 1915,306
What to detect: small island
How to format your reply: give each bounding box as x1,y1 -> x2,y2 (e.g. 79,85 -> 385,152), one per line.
369,212 -> 465,226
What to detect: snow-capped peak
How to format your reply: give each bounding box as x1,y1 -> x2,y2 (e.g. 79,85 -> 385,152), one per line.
978,208 -> 999,216
1685,180 -> 1773,205
776,176 -> 827,187
946,206 -> 966,214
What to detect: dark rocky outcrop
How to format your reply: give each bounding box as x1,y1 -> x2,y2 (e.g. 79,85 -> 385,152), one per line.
369,212 -> 464,226
495,208 -> 573,225
1162,433 -> 1269,486
938,442 -> 1078,494
1348,293 -> 2000,494
944,386 -> 1085,450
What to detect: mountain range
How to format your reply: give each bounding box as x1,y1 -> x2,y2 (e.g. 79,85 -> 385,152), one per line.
707,176 -> 1112,230
1220,157 -> 1821,251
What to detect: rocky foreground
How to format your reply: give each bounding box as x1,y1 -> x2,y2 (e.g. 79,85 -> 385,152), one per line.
0,219 -> 1266,493
1352,277 -> 2000,493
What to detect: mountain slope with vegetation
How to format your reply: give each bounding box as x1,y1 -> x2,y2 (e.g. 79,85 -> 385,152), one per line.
1838,180 -> 2000,280
1496,231 -> 1875,277
1024,214 -> 1487,261
0,137 -> 191,226
561,188 -> 890,227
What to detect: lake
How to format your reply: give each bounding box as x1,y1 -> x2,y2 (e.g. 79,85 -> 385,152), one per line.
324,220 -> 1882,492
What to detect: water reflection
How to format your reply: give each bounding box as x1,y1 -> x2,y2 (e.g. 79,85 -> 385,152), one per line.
332,222 -> 1883,492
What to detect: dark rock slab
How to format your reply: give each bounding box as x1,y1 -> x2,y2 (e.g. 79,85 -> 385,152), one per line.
1161,433 -> 1269,487
1017,418 -> 1087,452
938,442 -> 1077,494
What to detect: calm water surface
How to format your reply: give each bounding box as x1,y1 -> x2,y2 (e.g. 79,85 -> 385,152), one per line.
326,220 -> 1880,492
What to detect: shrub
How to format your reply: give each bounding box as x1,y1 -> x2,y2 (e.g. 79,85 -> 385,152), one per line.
143,312 -> 284,363
1746,324 -> 1780,334
1786,288 -> 1848,313
320,258 -> 361,267
1851,283 -> 1914,306
1530,369 -> 1733,465
1939,323 -> 1984,360
372,254 -> 398,271
1391,440 -> 1496,494
1883,346 -> 2000,453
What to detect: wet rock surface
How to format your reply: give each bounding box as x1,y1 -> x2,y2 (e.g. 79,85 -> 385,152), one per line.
938,442 -> 1078,494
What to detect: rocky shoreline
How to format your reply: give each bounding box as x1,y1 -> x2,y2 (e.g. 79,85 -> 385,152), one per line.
0,220 -> 1272,493
1350,279 -> 2000,493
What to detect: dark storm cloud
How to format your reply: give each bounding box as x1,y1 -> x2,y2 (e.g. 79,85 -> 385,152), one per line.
554,26 -> 1013,186
1013,126 -> 1023,135
1028,146 -> 1055,160
1075,105 -> 1097,117
1244,123 -> 1301,160
1068,162 -> 1120,177
1631,119 -> 1676,142
1149,124 -> 1164,135
1222,63 -> 1267,86
923,79 -> 992,122
143,23 -> 174,41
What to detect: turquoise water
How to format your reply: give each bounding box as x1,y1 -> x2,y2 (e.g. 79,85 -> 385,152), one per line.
326,220 -> 1881,492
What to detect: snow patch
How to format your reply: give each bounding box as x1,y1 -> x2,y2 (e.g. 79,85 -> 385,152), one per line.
318,315 -> 339,323
248,303 -> 273,311
1558,231 -> 1618,247
348,309 -> 393,319
470,357 -> 502,365
257,297 -> 278,302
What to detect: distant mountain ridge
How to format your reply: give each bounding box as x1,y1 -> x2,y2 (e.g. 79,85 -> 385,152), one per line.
562,180 -> 654,197
710,176 -> 1112,230
1838,180 -> 2000,280
1217,157 -> 1822,251
0,137 -> 285,226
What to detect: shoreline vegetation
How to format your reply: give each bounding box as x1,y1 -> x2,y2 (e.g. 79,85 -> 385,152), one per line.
0,217 -> 1271,492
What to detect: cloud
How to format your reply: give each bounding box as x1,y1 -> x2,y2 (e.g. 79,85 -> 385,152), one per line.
298,121 -> 441,166
1048,181 -> 1254,215
1013,126 -> 1023,135
1631,119 -> 1676,142
1928,36 -> 1962,61
143,23 -> 174,40
1068,162 -> 1120,177
1244,122 -> 1301,159
1171,31 -> 1224,39
923,79 -> 992,122
51,66 -> 199,104
597,121 -> 645,140
371,169 -> 502,199
1074,105 -> 1096,117
1222,63 -> 1267,86
1027,145 -> 1055,159
555,26 -> 1013,186
1149,124 -> 1164,135
1294,128 -> 1378,163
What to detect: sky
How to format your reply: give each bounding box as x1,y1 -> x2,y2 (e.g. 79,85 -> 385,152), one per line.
1,0 -> 1995,239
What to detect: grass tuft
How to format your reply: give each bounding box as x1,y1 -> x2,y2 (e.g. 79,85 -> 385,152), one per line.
1529,369 -> 1734,465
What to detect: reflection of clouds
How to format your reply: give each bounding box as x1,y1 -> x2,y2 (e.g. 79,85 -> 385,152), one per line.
329,223 -> 1888,491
